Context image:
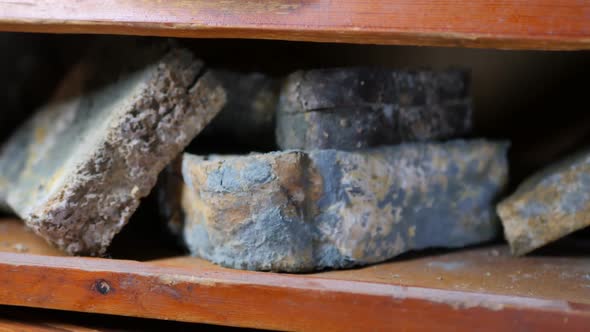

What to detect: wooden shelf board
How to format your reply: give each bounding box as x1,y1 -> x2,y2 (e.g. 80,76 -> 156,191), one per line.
0,0 -> 589,50
1,218 -> 590,331
0,305 -> 248,331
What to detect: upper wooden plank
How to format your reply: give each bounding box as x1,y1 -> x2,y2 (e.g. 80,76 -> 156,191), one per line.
0,0 -> 589,50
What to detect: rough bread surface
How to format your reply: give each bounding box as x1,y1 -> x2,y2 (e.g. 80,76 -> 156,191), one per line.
276,68 -> 472,150
178,140 -> 508,272
498,150 -> 590,255
0,39 -> 226,255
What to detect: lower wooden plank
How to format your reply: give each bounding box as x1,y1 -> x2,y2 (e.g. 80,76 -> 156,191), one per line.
1,219 -> 590,331
0,220 -> 64,257
0,251 -> 587,331
0,304 -> 251,331
0,318 -> 67,332
156,245 -> 590,307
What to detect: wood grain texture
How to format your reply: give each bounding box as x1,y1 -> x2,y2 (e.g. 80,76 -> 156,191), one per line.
0,0 -> 589,50
0,304 -> 247,331
156,246 -> 590,306
1,219 -> 590,331
0,318 -> 70,332
0,219 -> 64,256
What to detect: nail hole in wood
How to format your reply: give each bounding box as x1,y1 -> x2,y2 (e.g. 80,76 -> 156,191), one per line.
95,279 -> 111,295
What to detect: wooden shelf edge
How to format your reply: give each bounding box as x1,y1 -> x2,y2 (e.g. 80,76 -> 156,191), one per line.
1,21 -> 589,51
1,219 -> 590,330
0,252 -> 587,332
1,0 -> 590,50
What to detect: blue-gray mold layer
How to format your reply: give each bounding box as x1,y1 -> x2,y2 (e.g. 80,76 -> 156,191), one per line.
181,140 -> 509,272
497,150 -> 590,255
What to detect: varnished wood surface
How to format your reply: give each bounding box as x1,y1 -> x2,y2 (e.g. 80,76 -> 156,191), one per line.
0,219 -> 65,256
1,219 -> 590,331
0,0 -> 589,50
0,305 -> 257,331
157,246 -> 590,306
0,318 -> 98,332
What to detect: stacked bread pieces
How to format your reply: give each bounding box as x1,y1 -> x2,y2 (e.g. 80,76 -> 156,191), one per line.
162,68 -> 509,271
